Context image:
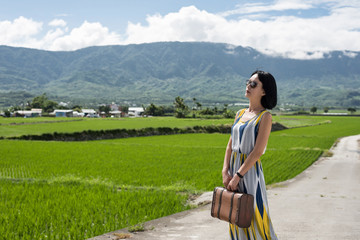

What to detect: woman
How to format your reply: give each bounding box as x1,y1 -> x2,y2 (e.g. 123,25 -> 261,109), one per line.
222,70 -> 278,240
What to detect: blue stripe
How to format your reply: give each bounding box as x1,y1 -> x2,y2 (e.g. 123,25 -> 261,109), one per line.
243,181 -> 248,194
235,226 -> 239,240
246,229 -> 251,240
230,224 -> 235,240
255,161 -> 260,177
264,229 -> 269,240
256,183 -> 264,218
238,121 -> 249,145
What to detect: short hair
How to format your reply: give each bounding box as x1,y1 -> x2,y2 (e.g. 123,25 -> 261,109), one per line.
251,70 -> 277,109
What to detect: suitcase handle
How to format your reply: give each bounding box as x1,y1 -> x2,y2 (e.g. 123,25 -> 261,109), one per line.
228,192 -> 236,223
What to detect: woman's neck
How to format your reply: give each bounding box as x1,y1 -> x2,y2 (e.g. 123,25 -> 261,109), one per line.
248,101 -> 264,113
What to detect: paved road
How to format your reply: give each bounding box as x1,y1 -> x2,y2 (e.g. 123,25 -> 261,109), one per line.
89,134 -> 360,240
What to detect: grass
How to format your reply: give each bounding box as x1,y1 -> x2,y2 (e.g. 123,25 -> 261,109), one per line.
0,115 -> 359,239
0,179 -> 188,240
0,114 -> 330,138
0,117 -> 233,137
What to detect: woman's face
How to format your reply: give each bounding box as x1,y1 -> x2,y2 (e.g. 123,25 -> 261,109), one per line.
245,74 -> 265,100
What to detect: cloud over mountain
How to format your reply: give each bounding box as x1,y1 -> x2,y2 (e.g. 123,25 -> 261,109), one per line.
0,1 -> 359,59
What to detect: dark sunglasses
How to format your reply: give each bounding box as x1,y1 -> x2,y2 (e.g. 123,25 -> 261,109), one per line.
246,80 -> 258,88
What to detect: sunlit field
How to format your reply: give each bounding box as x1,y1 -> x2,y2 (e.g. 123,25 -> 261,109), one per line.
0,115 -> 359,239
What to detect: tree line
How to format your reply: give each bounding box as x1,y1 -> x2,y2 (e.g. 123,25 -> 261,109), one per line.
144,96 -> 235,119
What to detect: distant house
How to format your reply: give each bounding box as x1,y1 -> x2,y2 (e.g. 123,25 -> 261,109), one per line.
109,110 -> 122,118
31,109 -> 42,117
128,107 -> 144,117
110,103 -> 119,111
72,111 -> 84,117
53,110 -> 73,117
15,108 -> 42,117
82,109 -> 98,118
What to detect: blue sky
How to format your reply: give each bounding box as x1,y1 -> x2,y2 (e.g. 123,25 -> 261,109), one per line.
0,0 -> 359,59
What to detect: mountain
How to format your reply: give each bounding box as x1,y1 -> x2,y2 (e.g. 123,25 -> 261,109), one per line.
0,42 -> 359,108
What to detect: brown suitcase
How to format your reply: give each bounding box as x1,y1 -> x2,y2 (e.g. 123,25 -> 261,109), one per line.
211,187 -> 254,228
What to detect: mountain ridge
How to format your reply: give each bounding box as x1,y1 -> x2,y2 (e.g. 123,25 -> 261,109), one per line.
0,42 -> 359,107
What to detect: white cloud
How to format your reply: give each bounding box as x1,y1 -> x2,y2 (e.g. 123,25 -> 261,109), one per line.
0,1 -> 359,59
0,16 -> 42,46
122,3 -> 360,59
48,21 -> 122,51
221,0 -> 313,17
49,19 -> 67,27
0,17 -> 122,51
125,6 -> 226,43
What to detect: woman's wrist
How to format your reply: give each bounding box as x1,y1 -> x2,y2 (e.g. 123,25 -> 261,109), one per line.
236,171 -> 244,179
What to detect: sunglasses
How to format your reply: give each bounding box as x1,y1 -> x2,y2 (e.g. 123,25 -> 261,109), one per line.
246,80 -> 258,88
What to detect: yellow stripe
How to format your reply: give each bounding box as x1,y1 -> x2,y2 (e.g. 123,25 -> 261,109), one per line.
254,204 -> 272,240
235,108 -> 246,122
251,218 -> 258,240
262,204 -> 271,239
254,206 -> 266,240
243,228 -> 249,239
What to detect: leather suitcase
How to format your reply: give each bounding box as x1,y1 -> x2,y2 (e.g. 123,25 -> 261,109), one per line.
211,187 -> 254,228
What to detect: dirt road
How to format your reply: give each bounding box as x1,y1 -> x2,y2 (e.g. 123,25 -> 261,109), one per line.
89,134 -> 360,240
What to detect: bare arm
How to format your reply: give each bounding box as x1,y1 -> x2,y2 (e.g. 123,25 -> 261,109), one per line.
222,110 -> 243,188
227,112 -> 272,191
222,136 -> 232,187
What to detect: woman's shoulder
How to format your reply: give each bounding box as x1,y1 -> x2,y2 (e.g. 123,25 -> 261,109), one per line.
236,108 -> 247,116
259,111 -> 272,125
234,108 -> 246,120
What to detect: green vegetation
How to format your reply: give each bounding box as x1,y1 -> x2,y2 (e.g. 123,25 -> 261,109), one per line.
0,115 -> 359,239
0,117 -> 233,138
1,43 -> 360,108
0,114 -> 332,138
0,180 -> 188,240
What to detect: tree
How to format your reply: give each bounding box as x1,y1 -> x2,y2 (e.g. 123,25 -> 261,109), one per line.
30,93 -> 58,113
119,106 -> 129,114
347,107 -> 356,114
174,96 -> 189,118
99,105 -> 111,115
200,107 -> 214,115
145,103 -> 164,116
192,97 -> 197,110
31,93 -> 48,109
43,100 -> 58,113
4,110 -> 10,117
310,106 -> 317,114
324,107 -> 329,113
196,102 -> 202,110
223,104 -> 235,118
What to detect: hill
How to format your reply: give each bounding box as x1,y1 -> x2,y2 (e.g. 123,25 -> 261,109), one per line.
0,42 -> 359,108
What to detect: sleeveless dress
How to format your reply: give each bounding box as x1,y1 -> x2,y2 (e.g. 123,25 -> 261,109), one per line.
228,109 -> 278,240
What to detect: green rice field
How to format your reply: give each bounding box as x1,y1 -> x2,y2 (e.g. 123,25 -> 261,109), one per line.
0,117 -> 232,138
0,115 -> 359,239
0,114 -> 330,138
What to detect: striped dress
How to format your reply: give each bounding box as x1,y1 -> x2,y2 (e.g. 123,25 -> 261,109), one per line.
229,109 -> 277,240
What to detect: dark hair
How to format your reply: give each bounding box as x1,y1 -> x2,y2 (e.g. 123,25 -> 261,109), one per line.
251,70 -> 277,109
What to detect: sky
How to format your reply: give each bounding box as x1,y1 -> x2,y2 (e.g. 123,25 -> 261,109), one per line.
0,0 -> 359,59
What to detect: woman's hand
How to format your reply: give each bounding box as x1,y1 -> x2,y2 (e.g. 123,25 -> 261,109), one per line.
227,175 -> 241,192
222,170 -> 232,188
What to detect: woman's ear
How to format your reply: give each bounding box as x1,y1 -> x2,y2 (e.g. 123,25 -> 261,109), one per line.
262,90 -> 266,96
